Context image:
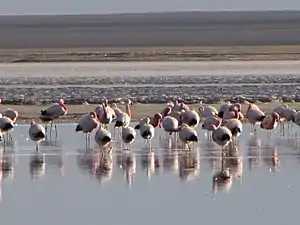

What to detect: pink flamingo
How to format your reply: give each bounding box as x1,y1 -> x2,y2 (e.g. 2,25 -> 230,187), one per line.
40,99 -> 67,138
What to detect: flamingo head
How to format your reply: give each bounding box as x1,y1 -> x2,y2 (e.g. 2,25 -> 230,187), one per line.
125,99 -> 133,106
145,117 -> 151,124
31,119 -> 35,125
59,99 -> 67,110
233,103 -> 242,112
89,111 -> 97,119
198,106 -> 204,113
101,99 -> 108,107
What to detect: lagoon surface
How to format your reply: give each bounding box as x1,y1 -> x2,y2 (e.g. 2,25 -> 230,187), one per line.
0,122 -> 299,225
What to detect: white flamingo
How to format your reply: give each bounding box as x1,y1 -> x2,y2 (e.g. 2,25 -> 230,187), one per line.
121,126 -> 136,150
178,124 -> 198,150
138,118 -> 155,150
161,116 -> 179,135
181,109 -> 200,128
0,99 -> 19,141
292,111 -> 300,126
0,115 -> 14,144
76,112 -> 99,147
223,118 -> 243,145
95,127 -> 112,149
211,125 -> 232,156
29,119 -> 46,151
40,98 -> 67,137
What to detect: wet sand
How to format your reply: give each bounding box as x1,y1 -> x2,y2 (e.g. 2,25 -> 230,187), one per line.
7,102 -> 300,124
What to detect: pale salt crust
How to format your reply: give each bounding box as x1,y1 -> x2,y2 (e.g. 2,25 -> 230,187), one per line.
1,61 -> 300,78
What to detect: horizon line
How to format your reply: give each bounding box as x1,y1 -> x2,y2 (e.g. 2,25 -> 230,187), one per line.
1,9 -> 300,16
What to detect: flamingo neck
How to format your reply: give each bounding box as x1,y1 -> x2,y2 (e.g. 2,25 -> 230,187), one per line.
247,104 -> 251,112
163,108 -> 171,118
234,110 -> 239,119
126,104 -> 132,118
59,102 -> 67,111
153,117 -> 161,128
271,116 -> 277,127
102,105 -> 108,120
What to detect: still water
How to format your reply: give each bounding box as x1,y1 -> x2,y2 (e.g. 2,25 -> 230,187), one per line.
0,122 -> 299,225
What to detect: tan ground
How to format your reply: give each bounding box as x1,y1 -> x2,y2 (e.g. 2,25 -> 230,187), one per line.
6,102 -> 300,124
1,45 -> 300,63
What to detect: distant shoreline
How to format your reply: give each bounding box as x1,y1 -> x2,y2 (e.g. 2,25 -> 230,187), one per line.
2,45 -> 300,63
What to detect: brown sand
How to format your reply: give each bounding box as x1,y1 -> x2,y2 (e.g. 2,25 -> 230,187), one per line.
7,102 -> 300,124
2,45 -> 300,63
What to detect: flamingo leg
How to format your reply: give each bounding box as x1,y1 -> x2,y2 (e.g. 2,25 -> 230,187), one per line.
35,142 -> 39,152
54,124 -> 58,138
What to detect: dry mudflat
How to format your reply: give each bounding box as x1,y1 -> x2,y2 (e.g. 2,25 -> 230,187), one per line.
7,102 -> 300,124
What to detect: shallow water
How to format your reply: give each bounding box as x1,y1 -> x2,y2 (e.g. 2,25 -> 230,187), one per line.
0,122 -> 299,225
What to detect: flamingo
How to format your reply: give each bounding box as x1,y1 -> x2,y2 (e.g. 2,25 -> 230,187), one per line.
76,112 -> 99,147
115,99 -> 132,128
181,109 -> 200,128
292,111 -> 300,126
218,102 -> 232,118
260,112 -> 280,140
178,124 -> 198,150
150,113 -> 163,128
282,106 -> 296,135
223,118 -> 243,145
245,103 -> 265,133
0,99 -> 19,141
40,98 -> 67,138
95,127 -> 112,148
161,116 -> 179,136
160,104 -> 173,118
110,103 -> 124,138
274,104 -> 289,135
198,105 -> 218,120
201,115 -> 222,139
121,126 -> 136,150
222,105 -> 239,120
0,115 -> 14,144
211,125 -> 232,156
95,100 -> 115,128
111,103 -> 123,119
137,118 -> 154,150
29,119 -> 46,151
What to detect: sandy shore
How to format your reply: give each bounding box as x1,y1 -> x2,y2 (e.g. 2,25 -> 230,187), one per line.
1,45 -> 300,63
7,102 -> 300,124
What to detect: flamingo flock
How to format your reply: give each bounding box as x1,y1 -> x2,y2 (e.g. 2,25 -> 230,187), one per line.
0,98 -> 298,155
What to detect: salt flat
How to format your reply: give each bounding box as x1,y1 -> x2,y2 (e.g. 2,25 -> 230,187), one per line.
1,61 -> 300,77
